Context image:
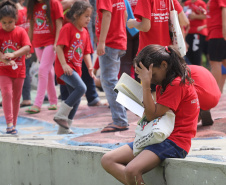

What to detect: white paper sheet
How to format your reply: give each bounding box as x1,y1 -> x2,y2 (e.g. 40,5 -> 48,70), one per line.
116,91 -> 144,117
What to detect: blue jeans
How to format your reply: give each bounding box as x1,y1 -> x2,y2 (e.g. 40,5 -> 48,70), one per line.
60,60 -> 100,106
82,61 -> 100,106
60,71 -> 87,120
99,46 -> 128,127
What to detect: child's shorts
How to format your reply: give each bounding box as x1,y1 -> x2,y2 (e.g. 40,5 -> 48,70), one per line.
208,38 -> 226,61
128,139 -> 188,161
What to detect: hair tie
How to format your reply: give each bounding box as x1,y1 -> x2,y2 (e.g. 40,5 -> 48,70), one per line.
165,46 -> 170,53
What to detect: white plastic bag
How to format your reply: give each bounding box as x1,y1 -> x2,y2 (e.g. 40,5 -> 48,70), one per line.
29,60 -> 39,90
133,110 -> 175,156
169,0 -> 186,57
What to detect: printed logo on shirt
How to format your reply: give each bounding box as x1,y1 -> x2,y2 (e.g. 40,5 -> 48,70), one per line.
68,40 -> 84,67
160,0 -> 166,9
33,10 -> 50,34
191,98 -> 200,109
0,40 -> 22,66
127,0 -> 138,6
75,33 -> 81,39
152,12 -> 169,23
42,5 -> 47,10
17,14 -> 29,30
112,2 -> 125,11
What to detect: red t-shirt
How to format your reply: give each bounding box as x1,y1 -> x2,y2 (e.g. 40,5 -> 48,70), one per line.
184,0 -> 208,36
96,0 -> 127,50
207,0 -> 226,39
134,0 -> 183,54
55,23 -> 92,78
16,7 -> 29,33
32,0 -> 64,48
189,65 -> 221,110
16,7 -> 34,54
94,57 -> 100,70
128,0 -> 138,12
0,26 -> 31,78
156,77 -> 199,153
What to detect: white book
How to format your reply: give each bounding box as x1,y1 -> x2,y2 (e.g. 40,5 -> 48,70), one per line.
114,73 -> 144,117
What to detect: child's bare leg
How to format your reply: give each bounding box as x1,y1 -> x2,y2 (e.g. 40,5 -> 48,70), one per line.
125,150 -> 161,185
101,145 -> 135,184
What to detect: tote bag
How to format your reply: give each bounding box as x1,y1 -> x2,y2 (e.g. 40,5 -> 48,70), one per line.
133,110 -> 175,156
169,0 -> 186,57
29,60 -> 39,90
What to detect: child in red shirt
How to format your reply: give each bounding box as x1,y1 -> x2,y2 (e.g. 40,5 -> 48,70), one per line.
96,0 -> 128,133
127,0 -> 188,54
101,45 -> 199,185
189,65 -> 221,126
26,0 -> 64,113
0,0 -> 31,134
184,0 -> 208,66
11,0 -> 33,107
53,1 -> 95,132
206,0 -> 226,89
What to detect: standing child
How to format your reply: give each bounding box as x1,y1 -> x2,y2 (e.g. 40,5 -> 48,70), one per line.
25,0 -> 63,114
53,0 -> 95,133
11,0 -> 33,107
0,0 -> 31,134
96,0 -> 128,133
101,45 -> 199,185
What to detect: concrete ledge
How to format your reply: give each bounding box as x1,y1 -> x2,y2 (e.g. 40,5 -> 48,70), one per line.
0,140 -> 225,185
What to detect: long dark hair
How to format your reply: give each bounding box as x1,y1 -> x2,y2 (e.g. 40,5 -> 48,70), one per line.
0,0 -> 17,20
26,0 -> 52,35
66,0 -> 92,23
134,44 -> 193,93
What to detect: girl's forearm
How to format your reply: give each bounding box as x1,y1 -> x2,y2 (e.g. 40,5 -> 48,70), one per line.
132,18 -> 151,32
83,54 -> 92,69
13,45 -> 30,58
56,45 -> 67,66
143,88 -> 156,121
54,18 -> 63,46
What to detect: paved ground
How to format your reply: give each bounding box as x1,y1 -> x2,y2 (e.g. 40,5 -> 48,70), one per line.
0,86 -> 226,163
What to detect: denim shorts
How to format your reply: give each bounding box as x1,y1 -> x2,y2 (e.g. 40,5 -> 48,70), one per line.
128,139 -> 187,161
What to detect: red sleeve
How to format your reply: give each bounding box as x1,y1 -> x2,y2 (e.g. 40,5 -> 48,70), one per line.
219,0 -> 226,7
57,24 -> 70,47
156,79 -> 183,112
51,0 -> 64,20
98,0 -> 112,13
134,0 -> 152,20
173,0 -> 183,13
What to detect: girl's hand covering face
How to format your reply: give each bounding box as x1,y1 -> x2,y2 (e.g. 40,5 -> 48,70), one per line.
135,62 -> 153,88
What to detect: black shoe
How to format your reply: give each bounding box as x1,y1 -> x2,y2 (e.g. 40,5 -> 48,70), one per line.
200,109 -> 214,126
